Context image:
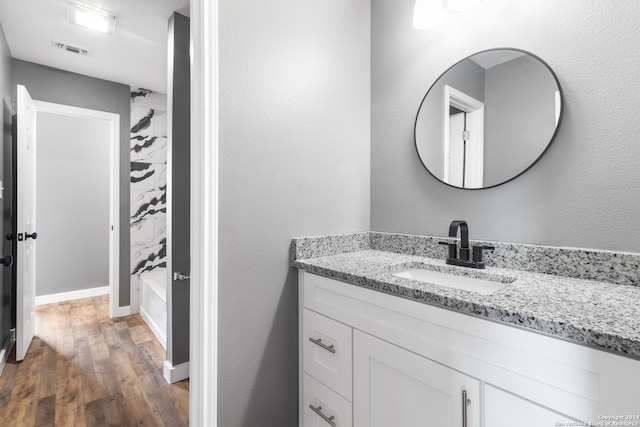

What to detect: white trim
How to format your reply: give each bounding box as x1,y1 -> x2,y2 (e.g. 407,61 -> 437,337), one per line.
140,305 -> 167,349
111,305 -> 131,318
191,0 -> 219,425
442,85 -> 484,188
32,101 -> 122,319
554,90 -> 561,126
35,286 -> 109,305
0,329 -> 15,377
164,360 -> 190,384
130,276 -> 140,315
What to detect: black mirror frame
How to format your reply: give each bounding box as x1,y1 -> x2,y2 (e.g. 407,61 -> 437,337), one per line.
413,47 -> 564,190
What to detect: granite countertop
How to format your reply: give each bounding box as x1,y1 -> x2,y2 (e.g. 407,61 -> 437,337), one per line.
292,233 -> 640,359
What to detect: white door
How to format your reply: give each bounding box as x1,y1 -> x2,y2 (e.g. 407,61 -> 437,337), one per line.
353,330 -> 480,427
16,85 -> 37,361
447,112 -> 465,187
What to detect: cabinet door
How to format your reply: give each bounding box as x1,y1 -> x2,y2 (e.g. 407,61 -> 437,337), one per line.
353,331 -> 480,427
484,385 -> 578,427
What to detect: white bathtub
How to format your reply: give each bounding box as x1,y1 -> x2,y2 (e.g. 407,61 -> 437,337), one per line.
140,269 -> 167,349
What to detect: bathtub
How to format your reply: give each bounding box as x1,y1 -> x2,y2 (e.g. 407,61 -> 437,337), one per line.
140,269 -> 167,349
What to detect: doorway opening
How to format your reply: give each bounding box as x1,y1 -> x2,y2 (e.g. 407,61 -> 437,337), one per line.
31,100 -> 121,317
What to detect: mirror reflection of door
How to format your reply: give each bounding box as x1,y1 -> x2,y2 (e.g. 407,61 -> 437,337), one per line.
415,49 -> 562,189
443,85 -> 484,188
447,107 -> 465,187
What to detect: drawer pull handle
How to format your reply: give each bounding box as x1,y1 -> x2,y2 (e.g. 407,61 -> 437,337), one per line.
309,404 -> 336,427
308,337 -> 336,354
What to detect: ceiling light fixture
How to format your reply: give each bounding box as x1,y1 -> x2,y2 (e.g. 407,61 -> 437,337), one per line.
413,0 -> 445,30
447,0 -> 482,12
67,1 -> 117,35
413,0 -> 483,30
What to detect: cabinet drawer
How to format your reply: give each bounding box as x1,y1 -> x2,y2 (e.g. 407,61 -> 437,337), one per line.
304,308 -> 353,400
303,373 -> 352,427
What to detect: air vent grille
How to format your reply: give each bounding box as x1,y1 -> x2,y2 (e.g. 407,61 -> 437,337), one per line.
51,40 -> 92,56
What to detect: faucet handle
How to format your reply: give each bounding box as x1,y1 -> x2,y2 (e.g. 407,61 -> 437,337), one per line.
438,241 -> 457,260
472,245 -> 494,265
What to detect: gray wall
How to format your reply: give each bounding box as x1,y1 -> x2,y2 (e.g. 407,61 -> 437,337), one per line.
0,22 -> 12,347
371,0 -> 640,252
483,55 -> 558,185
416,58 -> 485,179
218,0 -> 370,424
36,112 -> 110,296
12,59 -> 131,306
166,12 -> 190,367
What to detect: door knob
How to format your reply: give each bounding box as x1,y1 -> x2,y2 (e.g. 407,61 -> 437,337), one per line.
5,233 -> 15,241
25,232 -> 37,240
173,272 -> 190,281
0,255 -> 13,267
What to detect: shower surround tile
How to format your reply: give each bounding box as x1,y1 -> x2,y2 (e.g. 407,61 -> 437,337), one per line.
130,88 -> 167,280
130,218 -> 155,246
131,188 -> 166,227
131,107 -> 167,164
131,240 -> 166,276
131,162 -> 155,189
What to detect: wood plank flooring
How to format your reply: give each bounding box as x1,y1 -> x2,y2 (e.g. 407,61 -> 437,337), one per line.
0,295 -> 189,426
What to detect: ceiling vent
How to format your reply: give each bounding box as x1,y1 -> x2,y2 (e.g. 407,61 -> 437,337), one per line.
51,40 -> 92,57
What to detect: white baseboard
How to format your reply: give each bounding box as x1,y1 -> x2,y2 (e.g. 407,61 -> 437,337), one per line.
164,360 -> 190,384
36,286 -> 109,305
110,305 -> 131,318
0,329 -> 15,377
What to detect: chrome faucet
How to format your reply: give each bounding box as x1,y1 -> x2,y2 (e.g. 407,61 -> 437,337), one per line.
439,220 -> 494,269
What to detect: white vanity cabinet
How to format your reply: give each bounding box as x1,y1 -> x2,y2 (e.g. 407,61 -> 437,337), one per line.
299,271 -> 640,427
483,385 -> 575,427
353,331 -> 480,427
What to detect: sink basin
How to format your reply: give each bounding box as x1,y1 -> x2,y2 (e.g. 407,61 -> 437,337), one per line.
392,266 -> 514,295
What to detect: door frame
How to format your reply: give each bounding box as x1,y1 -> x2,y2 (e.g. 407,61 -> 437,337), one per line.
191,0 -> 219,425
443,85 -> 485,188
32,101 -> 121,318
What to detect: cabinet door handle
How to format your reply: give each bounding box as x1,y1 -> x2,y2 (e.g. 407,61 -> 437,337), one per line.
309,404 -> 336,427
461,390 -> 470,427
308,337 -> 336,354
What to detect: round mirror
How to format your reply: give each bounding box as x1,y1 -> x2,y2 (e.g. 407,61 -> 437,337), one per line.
414,48 -> 563,189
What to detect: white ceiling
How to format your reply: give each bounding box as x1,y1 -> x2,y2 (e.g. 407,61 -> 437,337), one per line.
0,0 -> 189,93
470,50 -> 526,70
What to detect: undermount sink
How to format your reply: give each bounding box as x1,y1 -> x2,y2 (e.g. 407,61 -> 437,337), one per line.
392,265 -> 515,295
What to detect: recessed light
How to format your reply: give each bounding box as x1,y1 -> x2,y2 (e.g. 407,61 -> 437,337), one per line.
67,1 -> 117,35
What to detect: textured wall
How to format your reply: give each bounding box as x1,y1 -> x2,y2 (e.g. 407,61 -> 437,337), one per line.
218,0 -> 370,424
130,88 -> 167,303
483,55 -> 558,185
36,112 -> 110,296
11,59 -> 132,306
371,0 -> 640,252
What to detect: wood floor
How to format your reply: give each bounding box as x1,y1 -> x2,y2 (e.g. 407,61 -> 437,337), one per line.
0,295 -> 189,426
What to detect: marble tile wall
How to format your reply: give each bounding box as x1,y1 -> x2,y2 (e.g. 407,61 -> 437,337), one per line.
130,88 -> 167,292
